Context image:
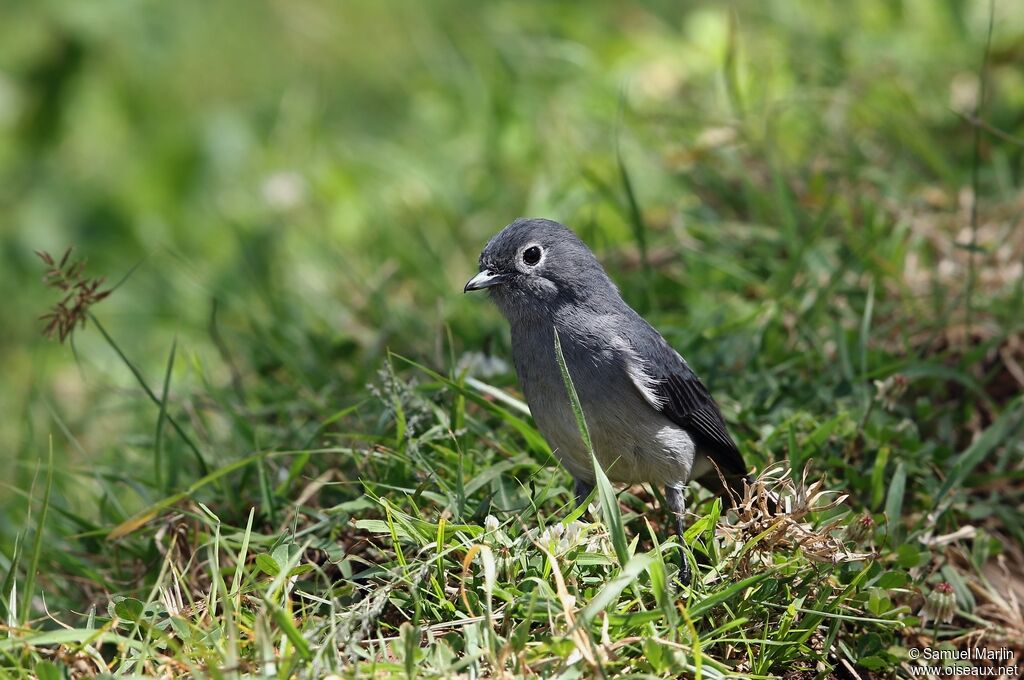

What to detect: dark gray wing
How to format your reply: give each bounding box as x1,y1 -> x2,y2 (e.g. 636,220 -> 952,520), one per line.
624,317 -> 749,482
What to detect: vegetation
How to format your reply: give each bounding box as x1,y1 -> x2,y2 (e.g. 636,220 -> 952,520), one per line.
1,1 -> 1023,677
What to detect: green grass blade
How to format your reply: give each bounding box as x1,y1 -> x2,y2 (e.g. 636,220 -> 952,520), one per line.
90,314 -> 208,475
552,328 -> 629,566
231,507 -> 256,609
578,553 -> 653,624
0,533 -> 21,626
390,354 -> 550,454
0,628 -> 146,652
884,462 -> 906,548
154,337 -> 177,493
933,398 -> 1023,511
107,447 -> 349,539
551,329 -> 592,452
859,278 -> 875,384
21,436 -> 55,624
687,566 -> 784,619
870,446 -> 891,511
617,148 -> 650,279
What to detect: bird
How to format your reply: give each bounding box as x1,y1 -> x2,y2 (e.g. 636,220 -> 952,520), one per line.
464,217 -> 760,583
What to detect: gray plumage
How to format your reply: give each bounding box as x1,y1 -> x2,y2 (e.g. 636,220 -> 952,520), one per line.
465,218 -> 753,579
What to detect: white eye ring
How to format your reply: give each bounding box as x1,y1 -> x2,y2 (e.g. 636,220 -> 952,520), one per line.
521,244 -> 543,267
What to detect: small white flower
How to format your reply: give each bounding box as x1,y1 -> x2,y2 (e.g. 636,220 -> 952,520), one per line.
539,523 -> 564,552
484,514 -> 499,533
538,521 -> 587,554
564,521 -> 582,545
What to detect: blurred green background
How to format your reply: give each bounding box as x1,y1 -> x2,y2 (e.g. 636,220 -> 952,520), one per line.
2,0 -> 1023,542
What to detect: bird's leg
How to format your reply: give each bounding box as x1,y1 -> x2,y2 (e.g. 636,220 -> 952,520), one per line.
664,484 -> 692,586
573,478 -> 595,508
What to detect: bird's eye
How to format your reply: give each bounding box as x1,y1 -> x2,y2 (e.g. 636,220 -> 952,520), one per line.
522,246 -> 542,266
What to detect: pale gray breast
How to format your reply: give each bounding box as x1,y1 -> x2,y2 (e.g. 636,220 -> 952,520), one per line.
510,321 -> 696,486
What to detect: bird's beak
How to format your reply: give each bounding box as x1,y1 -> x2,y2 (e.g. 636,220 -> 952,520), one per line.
464,269 -> 509,293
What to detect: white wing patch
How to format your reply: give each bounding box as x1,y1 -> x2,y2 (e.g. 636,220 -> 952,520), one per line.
613,337 -> 665,410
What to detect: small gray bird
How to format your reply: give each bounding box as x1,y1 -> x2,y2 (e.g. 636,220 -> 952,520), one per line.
465,218 -> 757,580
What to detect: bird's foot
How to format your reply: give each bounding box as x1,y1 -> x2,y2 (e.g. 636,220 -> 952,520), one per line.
573,478 -> 595,508
675,549 -> 692,589
678,556 -> 692,587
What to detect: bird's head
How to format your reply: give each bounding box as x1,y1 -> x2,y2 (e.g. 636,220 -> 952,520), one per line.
464,218 -> 617,318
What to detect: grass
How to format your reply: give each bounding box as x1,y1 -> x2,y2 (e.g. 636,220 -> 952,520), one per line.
2,1 -> 1024,677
